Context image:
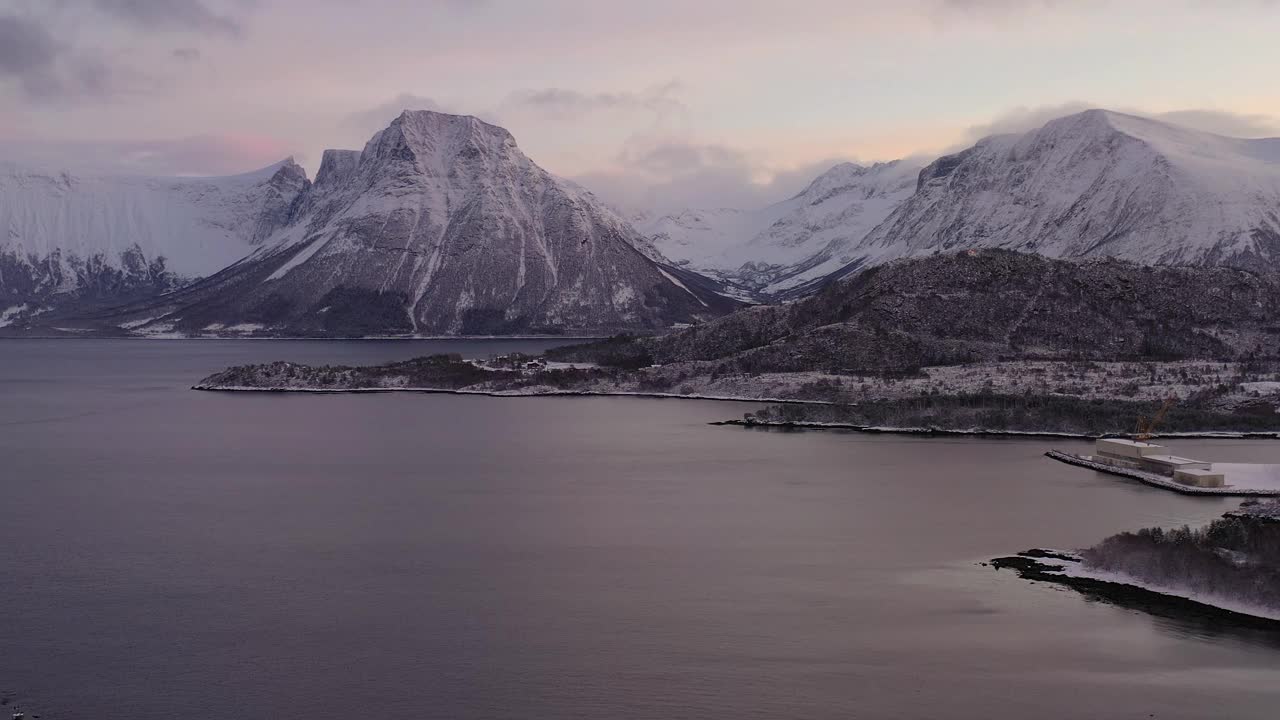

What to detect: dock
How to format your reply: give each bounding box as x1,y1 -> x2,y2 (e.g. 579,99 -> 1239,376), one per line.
1046,450 -> 1280,496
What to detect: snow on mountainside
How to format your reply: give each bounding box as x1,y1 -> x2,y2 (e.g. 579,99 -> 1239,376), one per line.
0,160 -> 308,321
633,160 -> 921,295
630,207 -> 753,269
110,111 -> 740,337
846,109 -> 1280,272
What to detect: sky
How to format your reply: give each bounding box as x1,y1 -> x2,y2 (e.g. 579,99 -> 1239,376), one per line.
2,0 -> 1279,211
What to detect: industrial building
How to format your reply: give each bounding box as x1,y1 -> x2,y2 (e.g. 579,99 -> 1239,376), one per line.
1092,438 -> 1225,488
1095,438 -> 1163,461
1172,467 -> 1227,488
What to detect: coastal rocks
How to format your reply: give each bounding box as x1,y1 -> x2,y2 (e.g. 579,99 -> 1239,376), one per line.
994,502 -> 1280,627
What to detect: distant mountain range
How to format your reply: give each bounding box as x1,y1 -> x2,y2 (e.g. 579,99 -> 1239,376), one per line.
634,109 -> 1280,296
3,108 -> 1278,337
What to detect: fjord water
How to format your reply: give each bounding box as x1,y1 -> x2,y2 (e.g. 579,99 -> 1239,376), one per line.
3,340 -> 1280,719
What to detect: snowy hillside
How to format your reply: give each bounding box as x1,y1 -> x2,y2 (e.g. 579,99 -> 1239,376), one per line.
0,160 -> 308,320
848,109 -> 1280,271
111,110 -> 740,337
634,160 -> 921,295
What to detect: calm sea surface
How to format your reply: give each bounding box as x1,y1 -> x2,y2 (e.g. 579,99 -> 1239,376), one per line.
3,339 -> 1280,719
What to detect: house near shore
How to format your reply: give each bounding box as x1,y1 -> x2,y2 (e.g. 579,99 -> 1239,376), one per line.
1093,438 -> 1225,488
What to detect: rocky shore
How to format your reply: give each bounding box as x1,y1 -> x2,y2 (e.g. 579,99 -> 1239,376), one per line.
993,501 -> 1280,626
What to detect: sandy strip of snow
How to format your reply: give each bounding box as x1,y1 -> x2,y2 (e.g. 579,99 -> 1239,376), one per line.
657,267 -> 708,307
119,315 -> 161,330
267,237 -> 327,281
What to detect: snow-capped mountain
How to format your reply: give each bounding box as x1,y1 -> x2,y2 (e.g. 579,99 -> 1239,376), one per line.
0,159 -> 308,321
113,110 -> 739,336
633,160 -> 921,295
845,109 -> 1280,272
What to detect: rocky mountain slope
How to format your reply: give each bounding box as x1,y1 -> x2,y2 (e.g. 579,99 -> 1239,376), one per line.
0,160 -> 308,327
106,111 -> 739,337
558,250 -> 1280,374
633,160 -> 920,295
844,110 -> 1280,272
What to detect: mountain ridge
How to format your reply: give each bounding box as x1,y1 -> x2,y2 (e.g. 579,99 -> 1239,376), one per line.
0,158 -> 309,327
845,109 -> 1280,272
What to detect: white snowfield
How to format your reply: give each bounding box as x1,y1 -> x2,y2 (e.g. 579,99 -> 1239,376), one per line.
0,158 -> 306,279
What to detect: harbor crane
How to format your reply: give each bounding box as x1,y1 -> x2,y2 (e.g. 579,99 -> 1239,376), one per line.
1134,396 -> 1176,442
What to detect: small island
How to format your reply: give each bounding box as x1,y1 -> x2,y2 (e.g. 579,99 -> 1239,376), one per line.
993,500 -> 1280,626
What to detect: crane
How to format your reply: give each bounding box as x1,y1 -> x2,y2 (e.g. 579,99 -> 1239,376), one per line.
1134,396 -> 1176,442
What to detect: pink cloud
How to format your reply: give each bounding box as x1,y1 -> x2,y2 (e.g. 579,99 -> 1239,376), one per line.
113,133 -> 299,176
0,132 -> 300,177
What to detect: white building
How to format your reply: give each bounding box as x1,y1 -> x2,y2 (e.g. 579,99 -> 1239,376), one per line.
1092,438 -> 1224,486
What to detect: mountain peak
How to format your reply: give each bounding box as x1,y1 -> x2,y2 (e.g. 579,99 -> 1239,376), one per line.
389,109 -> 516,145
314,149 -> 361,189
857,106 -> 1280,274
1028,108 -> 1280,175
362,109 -> 522,175
794,159 -> 914,204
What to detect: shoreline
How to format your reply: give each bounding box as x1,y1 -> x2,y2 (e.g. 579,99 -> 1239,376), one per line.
712,418 -> 1280,441
191,384 -> 828,405
193,385 -> 1280,438
992,550 -> 1280,627
1,334 -> 607,342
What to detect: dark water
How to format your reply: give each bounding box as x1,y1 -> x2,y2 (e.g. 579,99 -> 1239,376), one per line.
3,339 -> 1280,719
